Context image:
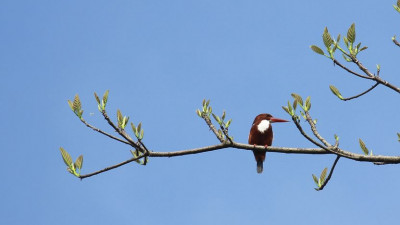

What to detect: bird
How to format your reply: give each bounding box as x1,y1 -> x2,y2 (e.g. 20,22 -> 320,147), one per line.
248,113 -> 289,174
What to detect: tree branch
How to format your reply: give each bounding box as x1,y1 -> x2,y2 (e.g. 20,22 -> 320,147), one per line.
80,118 -> 131,145
101,110 -> 141,150
304,112 -> 332,147
333,59 -> 374,80
201,114 -> 225,142
77,141 -> 400,179
79,154 -> 146,179
393,37 -> 400,47
341,82 -> 379,101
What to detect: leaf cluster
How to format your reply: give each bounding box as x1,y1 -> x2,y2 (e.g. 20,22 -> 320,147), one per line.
394,0 -> 400,13
312,168 -> 328,190
282,93 -> 312,120
59,147 -> 83,177
94,90 -> 109,112
67,94 -> 84,119
310,23 -> 368,60
197,99 -> 233,142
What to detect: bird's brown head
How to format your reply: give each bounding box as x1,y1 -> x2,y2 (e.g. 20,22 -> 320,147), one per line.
252,113 -> 289,125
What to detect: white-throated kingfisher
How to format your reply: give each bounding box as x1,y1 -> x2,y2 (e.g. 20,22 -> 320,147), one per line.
248,113 -> 289,173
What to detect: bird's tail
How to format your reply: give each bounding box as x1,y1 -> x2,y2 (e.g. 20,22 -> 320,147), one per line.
257,160 -> 263,174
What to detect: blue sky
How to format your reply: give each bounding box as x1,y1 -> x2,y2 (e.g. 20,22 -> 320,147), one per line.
1,0 -> 400,224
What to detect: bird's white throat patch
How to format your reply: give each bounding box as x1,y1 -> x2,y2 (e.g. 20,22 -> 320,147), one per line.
257,120 -> 270,133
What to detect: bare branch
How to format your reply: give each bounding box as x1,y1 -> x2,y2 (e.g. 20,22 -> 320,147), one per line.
79,154 -> 146,179
393,37 -> 400,47
304,112 -> 331,147
341,82 -> 379,101
80,118 -> 131,145
101,110 -> 141,150
333,59 -> 373,80
77,141 -> 400,179
374,76 -> 400,94
201,115 -> 225,142
220,125 -> 233,144
292,117 -> 330,150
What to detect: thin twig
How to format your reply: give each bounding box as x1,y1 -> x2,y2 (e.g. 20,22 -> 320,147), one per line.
341,82 -> 379,101
349,56 -> 375,78
80,118 -> 131,145
316,155 -> 341,191
101,110 -> 141,149
220,125 -> 233,144
292,117 -> 330,150
348,56 -> 400,93
333,59 -> 373,80
304,112 -> 332,147
393,37 -> 400,47
202,115 -> 225,142
79,154 -> 146,179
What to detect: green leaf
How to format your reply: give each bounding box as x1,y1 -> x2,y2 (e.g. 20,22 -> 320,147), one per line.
131,122 -> 137,134
202,99 -> 206,106
320,168 -> 328,183
196,109 -> 202,117
398,0 -> 400,7
334,134 -> 339,141
342,54 -> 352,62
282,106 -> 290,115
394,5 -> 400,13
312,174 -> 319,186
212,113 -> 221,124
130,150 -> 143,164
137,122 -> 142,133
73,94 -> 81,111
397,133 -> 400,142
94,92 -> 100,105
287,101 -> 293,115
347,23 -> 356,44
291,93 -> 303,106
305,96 -> 311,111
336,34 -> 341,44
102,90 -> 109,106
67,100 -> 74,111
117,110 -> 123,128
74,155 -> 83,170
359,138 -> 369,155
225,119 -> 232,128
206,99 -> 210,107
123,116 -> 129,128
323,27 -> 334,48
139,129 -> 144,140
292,99 -> 297,111
217,129 -> 223,138
221,111 -> 226,121
359,46 -> 368,52
310,45 -> 324,55
343,36 -> 349,48
59,147 -> 73,167
207,106 -> 212,114
329,85 -> 343,100
356,42 -> 361,51
300,110 -> 306,119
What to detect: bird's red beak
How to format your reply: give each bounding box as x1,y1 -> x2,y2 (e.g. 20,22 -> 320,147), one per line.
270,117 -> 290,123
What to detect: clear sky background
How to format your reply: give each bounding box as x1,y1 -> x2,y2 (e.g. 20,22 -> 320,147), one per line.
1,0 -> 400,224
